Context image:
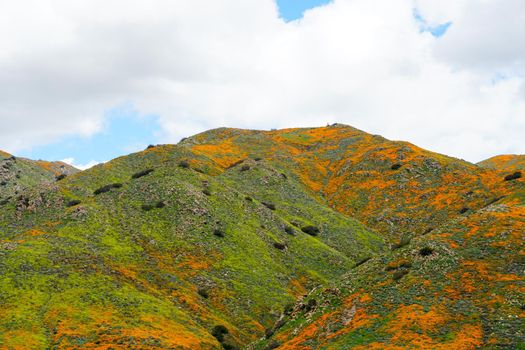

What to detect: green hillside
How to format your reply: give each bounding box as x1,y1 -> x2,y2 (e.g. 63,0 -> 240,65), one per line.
0,125 -> 523,349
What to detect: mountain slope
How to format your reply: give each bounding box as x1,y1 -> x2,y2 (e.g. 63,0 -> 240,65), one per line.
479,154 -> 525,172
0,143 -> 384,349
0,150 -> 78,200
253,180 -> 524,349
181,125 -> 509,241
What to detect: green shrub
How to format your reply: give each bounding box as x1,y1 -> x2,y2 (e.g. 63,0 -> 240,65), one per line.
273,242 -> 286,250
66,199 -> 81,207
419,247 -> 434,257
245,196 -> 253,201
504,171 -> 522,181
284,226 -> 294,235
240,165 -> 250,172
131,169 -> 154,179
213,229 -> 225,238
203,189 -> 211,196
301,225 -> 319,236
459,207 -> 469,214
55,174 -> 67,181
197,288 -> 209,299
264,341 -> 281,350
93,183 -> 122,195
178,160 -> 190,169
211,325 -> 229,342
354,256 -> 371,267
263,202 -> 276,210
391,163 -> 402,170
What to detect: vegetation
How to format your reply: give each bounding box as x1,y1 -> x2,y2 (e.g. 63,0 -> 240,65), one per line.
1,125 -> 524,349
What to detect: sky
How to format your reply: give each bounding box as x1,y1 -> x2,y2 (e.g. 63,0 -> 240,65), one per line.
1,0 -> 524,169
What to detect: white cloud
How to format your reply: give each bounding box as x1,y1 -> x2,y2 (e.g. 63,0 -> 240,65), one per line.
61,157 -> 100,170
0,0 -> 524,162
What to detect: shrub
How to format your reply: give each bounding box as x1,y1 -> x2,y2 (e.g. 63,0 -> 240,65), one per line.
393,269 -> 409,281
142,201 -> 165,211
284,226 -> 294,235
141,204 -> 154,211
391,235 -> 411,250
66,199 -> 81,207
423,228 -> 434,235
504,171 -> 522,181
178,160 -> 190,169
0,181 -> 6,186
281,173 -> 288,179
146,144 -> 155,149
0,197 -> 10,206
304,299 -> 317,312
240,165 -> 250,172
273,242 -> 286,250
131,169 -> 154,179
245,196 -> 253,201
301,225 -> 320,236
203,189 -> 211,196
355,256 -> 371,267
459,207 -> 469,214
254,157 -> 262,161
197,288 -> 209,299
263,202 -> 276,210
213,229 -> 225,237
55,174 -> 67,181
419,247 -> 434,257
211,325 -> 229,342
222,344 -> 238,350
94,183 -> 122,195
391,163 -> 402,170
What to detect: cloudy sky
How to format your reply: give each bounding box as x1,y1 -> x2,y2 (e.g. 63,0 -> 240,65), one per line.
1,0 -> 524,169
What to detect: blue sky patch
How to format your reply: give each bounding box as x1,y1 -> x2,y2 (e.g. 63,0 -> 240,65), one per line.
276,0 -> 333,21
413,9 -> 452,37
19,105 -> 162,168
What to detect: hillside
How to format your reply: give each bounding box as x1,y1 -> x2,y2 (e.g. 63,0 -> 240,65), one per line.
0,125 -> 523,349
479,154 -> 525,172
252,183 -> 524,349
0,150 -> 78,201
0,140 -> 383,349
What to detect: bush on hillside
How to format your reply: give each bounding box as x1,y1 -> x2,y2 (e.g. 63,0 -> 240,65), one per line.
263,202 -> 276,210
301,225 -> 320,236
213,229 -> 225,237
419,247 -> 434,257
142,201 -> 165,211
178,160 -> 190,169
93,183 -> 122,195
240,165 -> 250,172
391,163 -> 402,170
245,196 -> 253,201
273,242 -> 286,250
131,169 -> 154,179
264,340 -> 281,350
354,256 -> 371,267
504,171 -> 522,181
146,144 -> 155,149
66,199 -> 81,207
459,207 -> 469,214
254,157 -> 262,161
211,325 -> 229,342
284,226 -> 294,235
197,288 -> 209,299
203,189 -> 211,196
55,174 -> 67,181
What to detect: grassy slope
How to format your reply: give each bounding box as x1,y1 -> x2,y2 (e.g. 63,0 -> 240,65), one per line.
0,151 -> 78,200
479,154 -> 525,172
0,144 -> 383,349
183,125 -> 509,241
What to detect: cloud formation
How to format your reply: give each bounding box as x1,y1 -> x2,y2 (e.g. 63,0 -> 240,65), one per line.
0,0 -> 524,162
